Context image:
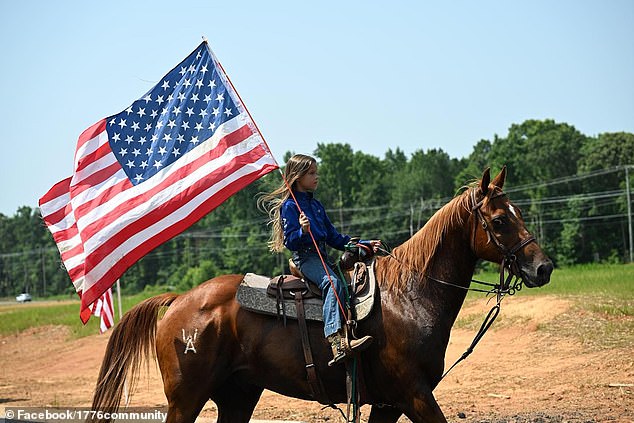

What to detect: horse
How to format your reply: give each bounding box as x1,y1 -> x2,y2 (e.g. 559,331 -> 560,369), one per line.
90,166 -> 553,423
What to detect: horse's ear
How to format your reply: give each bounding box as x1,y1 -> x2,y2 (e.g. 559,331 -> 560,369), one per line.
491,165 -> 507,190
479,167 -> 491,195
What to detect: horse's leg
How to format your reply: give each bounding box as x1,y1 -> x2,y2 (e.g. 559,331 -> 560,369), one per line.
163,385 -> 210,423
213,380 -> 263,423
402,390 -> 448,423
368,404 -> 402,423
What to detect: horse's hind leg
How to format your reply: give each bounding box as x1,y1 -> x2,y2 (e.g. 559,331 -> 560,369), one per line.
368,404 -> 402,423
163,382 -> 210,423
213,380 -> 263,423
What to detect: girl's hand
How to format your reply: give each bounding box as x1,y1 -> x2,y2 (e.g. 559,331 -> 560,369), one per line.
299,212 -> 310,233
369,240 -> 382,252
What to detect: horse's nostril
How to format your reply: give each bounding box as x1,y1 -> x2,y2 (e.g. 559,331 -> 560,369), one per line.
537,261 -> 554,281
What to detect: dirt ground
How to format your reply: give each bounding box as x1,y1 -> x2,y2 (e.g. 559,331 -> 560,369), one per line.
1,296 -> 632,423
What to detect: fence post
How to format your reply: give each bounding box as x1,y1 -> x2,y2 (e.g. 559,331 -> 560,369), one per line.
626,165 -> 633,263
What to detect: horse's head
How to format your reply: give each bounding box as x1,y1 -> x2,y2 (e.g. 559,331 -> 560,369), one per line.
469,167 -> 553,288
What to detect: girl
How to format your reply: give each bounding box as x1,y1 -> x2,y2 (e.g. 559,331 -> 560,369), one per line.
260,154 -> 378,366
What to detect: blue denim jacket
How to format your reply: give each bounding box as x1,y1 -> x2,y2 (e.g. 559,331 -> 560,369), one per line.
281,191 -> 350,254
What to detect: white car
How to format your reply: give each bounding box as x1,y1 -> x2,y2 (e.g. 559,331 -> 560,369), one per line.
16,293 -> 32,303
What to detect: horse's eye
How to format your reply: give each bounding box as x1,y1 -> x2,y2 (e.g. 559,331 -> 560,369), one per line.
492,216 -> 505,227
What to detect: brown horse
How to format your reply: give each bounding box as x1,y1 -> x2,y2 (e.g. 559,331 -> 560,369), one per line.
90,167 -> 553,423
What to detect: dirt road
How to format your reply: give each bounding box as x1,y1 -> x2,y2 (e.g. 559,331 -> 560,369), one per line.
1,296 -> 632,422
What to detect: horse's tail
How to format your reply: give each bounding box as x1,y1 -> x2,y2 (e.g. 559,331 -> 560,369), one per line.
90,292 -> 179,419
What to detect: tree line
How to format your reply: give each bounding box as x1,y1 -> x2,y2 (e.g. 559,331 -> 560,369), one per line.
1,119 -> 633,298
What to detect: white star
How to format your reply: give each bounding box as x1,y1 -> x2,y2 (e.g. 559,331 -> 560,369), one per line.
188,64 -> 196,73
162,133 -> 172,142
200,65 -> 208,74
131,121 -> 140,131
153,160 -> 163,169
137,107 -> 146,117
109,118 -> 116,126
208,122 -> 216,130
138,136 -> 147,145
144,94 -> 152,103
215,93 -> 224,102
172,148 -> 181,157
211,107 -> 220,116
177,134 -> 185,143
177,92 -> 187,101
145,147 -> 153,155
186,107 -> 195,117
140,160 -> 148,169
199,108 -> 208,118
172,107 -> 181,116
150,109 -> 158,118
179,66 -> 187,76
167,120 -> 177,129
125,106 -> 133,115
112,133 -> 121,142
125,135 -> 134,144
118,148 -> 128,156
167,94 -> 174,103
126,160 -> 135,168
156,120 -> 164,129
158,146 -> 167,155
132,148 -> 141,157
191,93 -> 199,103
195,122 -> 203,131
144,123 -> 152,131
183,79 -> 192,88
181,121 -> 190,130
156,95 -> 164,105
151,134 -> 159,142
191,136 -> 199,144
118,118 -> 127,128
134,174 -> 144,183
160,107 -> 168,116
204,94 -> 212,102
195,79 -> 204,89
224,108 -> 233,117
208,79 -> 216,88
162,80 -> 170,90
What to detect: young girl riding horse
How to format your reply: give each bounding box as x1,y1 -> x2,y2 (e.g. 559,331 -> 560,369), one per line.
260,154 -> 380,366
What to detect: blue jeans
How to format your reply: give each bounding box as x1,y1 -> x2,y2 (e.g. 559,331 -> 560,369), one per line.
298,253 -> 345,337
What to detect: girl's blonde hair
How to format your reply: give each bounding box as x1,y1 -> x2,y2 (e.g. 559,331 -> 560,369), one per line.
258,154 -> 317,252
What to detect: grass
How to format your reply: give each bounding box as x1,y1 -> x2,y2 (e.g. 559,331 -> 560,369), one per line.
0,287 -> 166,338
1,264 -> 632,341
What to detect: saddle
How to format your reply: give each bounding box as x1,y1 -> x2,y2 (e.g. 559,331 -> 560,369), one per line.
235,260 -> 377,405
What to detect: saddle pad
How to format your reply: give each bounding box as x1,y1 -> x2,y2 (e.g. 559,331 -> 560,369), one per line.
236,261 -> 378,322
237,273 -> 324,321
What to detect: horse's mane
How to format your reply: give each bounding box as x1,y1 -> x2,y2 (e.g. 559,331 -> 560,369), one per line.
375,184 -> 475,292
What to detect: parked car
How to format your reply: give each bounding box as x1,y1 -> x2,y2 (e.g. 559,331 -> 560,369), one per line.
16,293 -> 32,303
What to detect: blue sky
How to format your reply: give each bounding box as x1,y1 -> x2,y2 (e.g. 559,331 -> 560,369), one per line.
1,1 -> 632,216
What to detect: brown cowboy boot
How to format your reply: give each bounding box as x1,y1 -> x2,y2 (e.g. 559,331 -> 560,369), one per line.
327,329 -> 373,366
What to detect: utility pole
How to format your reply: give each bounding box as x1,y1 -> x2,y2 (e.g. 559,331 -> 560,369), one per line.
626,165 -> 633,263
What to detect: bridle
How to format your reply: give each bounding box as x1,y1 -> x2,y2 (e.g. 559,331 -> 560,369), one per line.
470,187 -> 536,301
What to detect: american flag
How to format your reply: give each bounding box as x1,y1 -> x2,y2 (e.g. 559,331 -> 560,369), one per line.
39,42 -> 278,322
90,287 -> 114,333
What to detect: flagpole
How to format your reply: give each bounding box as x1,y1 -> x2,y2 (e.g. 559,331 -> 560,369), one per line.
116,279 -> 130,406
116,279 -> 123,321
